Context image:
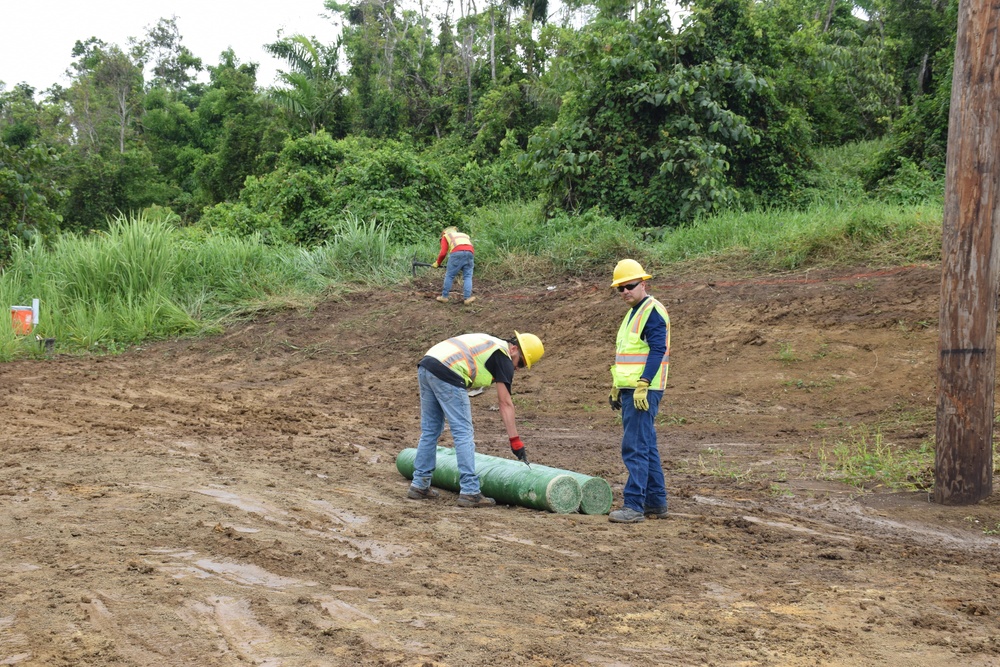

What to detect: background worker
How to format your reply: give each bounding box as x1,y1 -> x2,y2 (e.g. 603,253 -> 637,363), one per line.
433,226 -> 476,305
607,259 -> 670,523
407,331 -> 545,507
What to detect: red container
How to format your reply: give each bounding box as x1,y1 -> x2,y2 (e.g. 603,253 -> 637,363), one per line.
11,306 -> 33,335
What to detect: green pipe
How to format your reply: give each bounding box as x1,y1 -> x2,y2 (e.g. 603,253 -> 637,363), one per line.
396,447 -> 582,514
549,469 -> 613,515
488,461 -> 611,515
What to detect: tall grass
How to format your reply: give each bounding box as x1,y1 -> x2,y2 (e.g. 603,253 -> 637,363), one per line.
468,202 -> 647,280
0,139 -> 945,359
461,140 -> 942,276
657,202 -> 942,270
0,211 -> 406,360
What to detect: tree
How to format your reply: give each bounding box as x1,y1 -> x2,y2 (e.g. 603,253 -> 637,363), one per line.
194,50 -> 286,205
862,0 -> 957,189
65,39 -> 144,154
134,16 -> 204,93
265,34 -> 350,136
0,140 -> 66,250
96,48 -> 143,153
523,0 -> 810,225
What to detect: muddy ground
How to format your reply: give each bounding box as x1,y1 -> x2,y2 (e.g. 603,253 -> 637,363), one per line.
3,262 -> 1000,667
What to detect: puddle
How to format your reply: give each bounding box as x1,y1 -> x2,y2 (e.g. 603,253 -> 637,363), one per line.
148,549 -> 316,589
739,515 -> 853,542
194,487 -> 283,518
317,597 -> 379,624
308,500 -> 368,526
150,548 -> 198,558
0,564 -> 40,574
1,615 -> 30,664
303,529 -> 411,564
837,504 -> 1000,550
205,596 -> 282,667
484,533 -> 582,557
193,559 -> 315,589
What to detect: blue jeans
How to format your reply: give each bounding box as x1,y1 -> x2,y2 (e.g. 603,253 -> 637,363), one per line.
412,366 -> 481,495
620,388 -> 667,513
442,250 -> 474,300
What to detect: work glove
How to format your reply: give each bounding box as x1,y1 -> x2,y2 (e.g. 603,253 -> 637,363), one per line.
633,379 -> 650,411
432,260 -> 440,268
608,387 -> 622,411
509,436 -> 529,465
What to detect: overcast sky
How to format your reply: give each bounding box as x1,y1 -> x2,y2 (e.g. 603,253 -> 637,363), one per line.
1,0 -> 342,92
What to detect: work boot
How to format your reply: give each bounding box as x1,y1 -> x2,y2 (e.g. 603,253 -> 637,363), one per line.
644,506 -> 669,520
457,493 -> 496,508
435,296 -> 449,303
407,485 -> 440,500
463,296 -> 477,305
608,507 -> 645,523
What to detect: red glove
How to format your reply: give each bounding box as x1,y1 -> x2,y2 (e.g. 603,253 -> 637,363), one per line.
509,436 -> 529,464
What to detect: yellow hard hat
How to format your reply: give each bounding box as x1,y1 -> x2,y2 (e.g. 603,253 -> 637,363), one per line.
514,331 -> 544,369
610,259 -> 652,287
443,226 -> 458,235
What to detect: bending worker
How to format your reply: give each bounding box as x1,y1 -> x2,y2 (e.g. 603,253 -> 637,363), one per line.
407,331 -> 545,507
607,259 -> 670,523
433,226 -> 476,305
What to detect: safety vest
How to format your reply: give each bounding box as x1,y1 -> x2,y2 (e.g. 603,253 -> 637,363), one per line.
614,296 -> 670,390
425,334 -> 509,389
444,229 -> 473,252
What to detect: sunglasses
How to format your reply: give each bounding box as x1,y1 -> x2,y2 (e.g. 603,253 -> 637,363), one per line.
616,282 -> 642,293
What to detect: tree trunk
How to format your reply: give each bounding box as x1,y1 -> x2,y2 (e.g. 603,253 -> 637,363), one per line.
465,24 -> 475,121
935,0 -> 1000,505
822,0 -> 837,32
917,51 -> 930,96
490,5 -> 496,82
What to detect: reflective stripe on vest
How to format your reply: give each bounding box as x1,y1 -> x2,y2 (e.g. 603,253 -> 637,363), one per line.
614,297 -> 670,390
444,229 -> 472,252
426,334 -> 508,388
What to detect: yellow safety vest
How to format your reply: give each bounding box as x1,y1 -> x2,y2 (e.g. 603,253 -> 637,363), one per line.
613,296 -> 670,390
425,334 -> 509,389
444,229 -> 473,252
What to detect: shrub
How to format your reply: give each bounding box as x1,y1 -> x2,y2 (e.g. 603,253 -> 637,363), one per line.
201,132 -> 462,246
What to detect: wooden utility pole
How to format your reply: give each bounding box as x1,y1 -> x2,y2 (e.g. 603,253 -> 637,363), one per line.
935,0 -> 1000,505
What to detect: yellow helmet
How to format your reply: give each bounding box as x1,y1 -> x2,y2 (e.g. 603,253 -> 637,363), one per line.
610,259 -> 652,287
514,331 -> 544,369
443,226 -> 459,235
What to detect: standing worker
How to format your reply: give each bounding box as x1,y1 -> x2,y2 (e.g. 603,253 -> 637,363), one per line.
607,259 -> 670,523
433,226 -> 476,305
407,331 -> 545,507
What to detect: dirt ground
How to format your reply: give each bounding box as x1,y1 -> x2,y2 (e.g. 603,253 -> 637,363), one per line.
3,262 -> 1000,667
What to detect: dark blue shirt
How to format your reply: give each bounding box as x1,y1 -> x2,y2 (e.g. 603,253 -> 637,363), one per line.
625,296 -> 668,384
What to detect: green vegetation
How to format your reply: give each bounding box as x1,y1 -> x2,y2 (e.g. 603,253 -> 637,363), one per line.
0,135 -> 944,361
0,211 -> 409,359
0,0 -> 954,361
2,0 -> 954,239
817,426 -> 934,491
695,447 -> 755,482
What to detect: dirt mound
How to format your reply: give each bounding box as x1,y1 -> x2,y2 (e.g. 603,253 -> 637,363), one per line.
3,263 -> 1000,666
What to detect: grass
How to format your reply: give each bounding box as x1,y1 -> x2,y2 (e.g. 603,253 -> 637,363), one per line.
0,211 -> 417,360
0,138 -> 945,361
816,425 -> 934,491
695,447 -> 756,483
775,343 -> 800,364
